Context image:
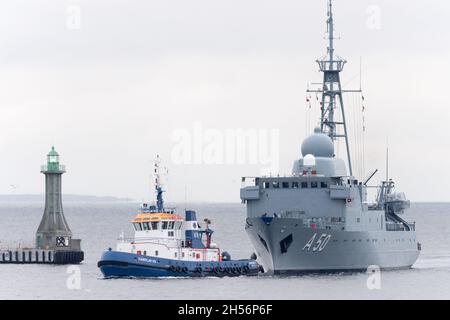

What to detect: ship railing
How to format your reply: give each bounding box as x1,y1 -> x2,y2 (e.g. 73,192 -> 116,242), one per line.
385,221 -> 415,232
386,222 -> 406,232
118,237 -> 220,251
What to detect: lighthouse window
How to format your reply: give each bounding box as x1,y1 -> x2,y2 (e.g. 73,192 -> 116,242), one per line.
151,222 -> 159,230
162,221 -> 168,229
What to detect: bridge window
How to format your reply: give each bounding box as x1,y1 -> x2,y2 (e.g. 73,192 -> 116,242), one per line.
292,182 -> 299,189
311,182 -> 318,188
134,223 -> 143,231
162,221 -> 168,229
142,222 -> 150,231
151,222 -> 159,230
282,182 -> 289,189
168,221 -> 175,229
301,182 -> 308,189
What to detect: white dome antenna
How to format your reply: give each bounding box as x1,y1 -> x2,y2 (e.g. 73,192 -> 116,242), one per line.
303,154 -> 316,167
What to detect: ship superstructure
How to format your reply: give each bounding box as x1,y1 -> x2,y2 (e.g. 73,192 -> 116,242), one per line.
240,1 -> 420,273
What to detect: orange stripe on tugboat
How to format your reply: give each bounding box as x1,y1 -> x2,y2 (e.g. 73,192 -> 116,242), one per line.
131,212 -> 184,223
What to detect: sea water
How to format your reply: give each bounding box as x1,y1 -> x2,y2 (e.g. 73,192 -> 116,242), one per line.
0,202 -> 449,300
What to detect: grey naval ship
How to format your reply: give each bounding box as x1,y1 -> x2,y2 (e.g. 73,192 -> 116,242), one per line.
240,0 -> 420,274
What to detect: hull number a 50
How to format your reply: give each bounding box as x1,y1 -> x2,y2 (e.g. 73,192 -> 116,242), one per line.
302,233 -> 331,252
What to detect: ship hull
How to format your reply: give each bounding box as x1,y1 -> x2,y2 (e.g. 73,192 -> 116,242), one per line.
246,217 -> 420,274
98,250 -> 261,278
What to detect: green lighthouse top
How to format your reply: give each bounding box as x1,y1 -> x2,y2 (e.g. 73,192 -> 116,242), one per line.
41,146 -> 66,173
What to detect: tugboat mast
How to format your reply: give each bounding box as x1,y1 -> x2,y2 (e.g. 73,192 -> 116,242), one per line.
309,0 -> 355,176
154,155 -> 165,212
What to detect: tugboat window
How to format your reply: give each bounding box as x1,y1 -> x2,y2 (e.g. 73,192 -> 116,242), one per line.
301,182 -> 308,189
143,222 -> 150,231
311,182 -> 318,188
162,221 -> 168,229
292,182 -> 299,189
282,182 -> 289,189
137,223 -> 143,231
263,182 -> 270,189
168,221 -> 175,229
272,182 -> 280,188
321,182 -> 328,188
151,222 -> 159,230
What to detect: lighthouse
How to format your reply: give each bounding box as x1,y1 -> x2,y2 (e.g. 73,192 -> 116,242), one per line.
36,146 -> 74,250
1,147 -> 83,264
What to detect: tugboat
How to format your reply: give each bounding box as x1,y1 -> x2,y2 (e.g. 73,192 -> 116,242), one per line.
98,156 -> 261,278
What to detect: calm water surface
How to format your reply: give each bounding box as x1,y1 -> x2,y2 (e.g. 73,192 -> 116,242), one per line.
0,202 -> 449,300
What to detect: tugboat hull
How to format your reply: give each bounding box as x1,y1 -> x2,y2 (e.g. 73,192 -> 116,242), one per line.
98,250 -> 261,278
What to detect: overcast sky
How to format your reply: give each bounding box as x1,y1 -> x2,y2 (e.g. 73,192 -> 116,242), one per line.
0,0 -> 449,203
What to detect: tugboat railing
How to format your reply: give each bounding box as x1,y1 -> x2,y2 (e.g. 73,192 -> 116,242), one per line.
118,237 -> 219,251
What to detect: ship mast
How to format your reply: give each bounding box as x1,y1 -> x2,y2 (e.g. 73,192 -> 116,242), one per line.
309,0 -> 356,176
154,155 -> 165,212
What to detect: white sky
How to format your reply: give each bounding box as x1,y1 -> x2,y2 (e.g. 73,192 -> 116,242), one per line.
0,0 -> 449,202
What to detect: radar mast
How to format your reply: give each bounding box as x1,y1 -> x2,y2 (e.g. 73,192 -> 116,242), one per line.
308,0 -> 358,176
